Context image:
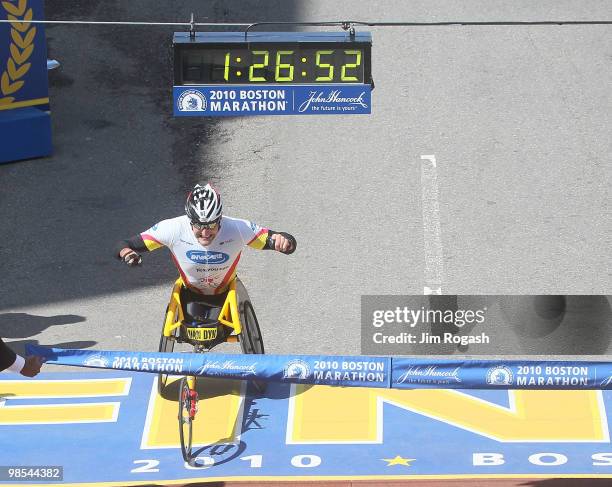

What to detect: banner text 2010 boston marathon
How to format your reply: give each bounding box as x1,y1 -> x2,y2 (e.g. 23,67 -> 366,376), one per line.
209,88 -> 287,112
174,85 -> 372,116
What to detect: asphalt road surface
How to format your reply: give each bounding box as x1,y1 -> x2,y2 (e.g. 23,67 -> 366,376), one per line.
0,1 -> 610,367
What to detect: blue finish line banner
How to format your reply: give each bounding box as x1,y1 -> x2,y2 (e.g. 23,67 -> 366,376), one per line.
26,345 -> 612,390
27,345 -> 390,388
173,84 -> 371,116
392,359 -> 612,389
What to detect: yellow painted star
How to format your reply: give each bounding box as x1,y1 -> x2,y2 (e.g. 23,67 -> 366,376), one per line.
382,455 -> 415,466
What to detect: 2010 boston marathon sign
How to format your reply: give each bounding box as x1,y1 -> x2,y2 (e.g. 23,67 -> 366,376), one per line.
172,31 -> 373,116
174,85 -> 370,116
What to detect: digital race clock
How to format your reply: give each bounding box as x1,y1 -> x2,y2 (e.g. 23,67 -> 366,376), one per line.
173,31 -> 373,116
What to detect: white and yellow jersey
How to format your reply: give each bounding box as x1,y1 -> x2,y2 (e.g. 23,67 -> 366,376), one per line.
140,215 -> 268,295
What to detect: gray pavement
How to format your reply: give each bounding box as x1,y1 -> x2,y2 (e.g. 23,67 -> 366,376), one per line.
0,1 -> 610,369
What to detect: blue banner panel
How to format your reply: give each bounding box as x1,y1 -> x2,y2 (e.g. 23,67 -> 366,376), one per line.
26,346 -> 612,390
2,371 -> 612,484
0,106 -> 51,163
0,0 -> 49,110
26,345 -> 391,388
392,359 -> 612,390
173,84 -> 371,116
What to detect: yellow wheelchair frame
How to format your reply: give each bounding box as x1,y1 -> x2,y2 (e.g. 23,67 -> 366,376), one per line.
162,277 -> 242,343
157,276 -> 264,463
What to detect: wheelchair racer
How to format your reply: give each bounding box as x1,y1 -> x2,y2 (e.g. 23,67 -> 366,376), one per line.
115,183 -> 296,323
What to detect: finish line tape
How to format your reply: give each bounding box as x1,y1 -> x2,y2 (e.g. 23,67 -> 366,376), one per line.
26,345 -> 612,390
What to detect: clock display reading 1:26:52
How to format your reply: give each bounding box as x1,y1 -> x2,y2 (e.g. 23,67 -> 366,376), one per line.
182,47 -> 366,84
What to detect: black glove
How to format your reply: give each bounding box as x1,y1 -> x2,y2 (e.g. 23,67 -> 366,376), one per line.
122,250 -> 142,266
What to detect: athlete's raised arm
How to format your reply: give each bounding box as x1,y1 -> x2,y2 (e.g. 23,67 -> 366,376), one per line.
265,231 -> 296,254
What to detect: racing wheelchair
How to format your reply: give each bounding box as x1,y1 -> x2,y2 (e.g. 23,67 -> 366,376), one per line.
157,276 -> 264,462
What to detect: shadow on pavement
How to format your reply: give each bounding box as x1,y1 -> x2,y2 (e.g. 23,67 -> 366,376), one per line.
0,312 -> 94,354
189,441 -> 247,468
0,312 -> 86,337
0,1 -> 300,311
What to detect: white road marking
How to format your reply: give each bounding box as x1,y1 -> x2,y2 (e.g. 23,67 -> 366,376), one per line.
420,155 -> 444,295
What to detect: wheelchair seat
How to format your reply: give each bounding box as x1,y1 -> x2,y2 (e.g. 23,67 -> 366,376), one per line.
184,301 -> 222,325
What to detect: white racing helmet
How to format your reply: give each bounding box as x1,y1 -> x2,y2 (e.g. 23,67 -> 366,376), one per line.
185,183 -> 223,224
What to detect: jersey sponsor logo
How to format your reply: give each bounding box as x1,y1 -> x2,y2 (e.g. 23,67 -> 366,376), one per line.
250,221 -> 259,232
186,250 -> 229,265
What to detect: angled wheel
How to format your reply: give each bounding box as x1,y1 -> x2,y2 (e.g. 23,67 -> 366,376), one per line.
239,301 -> 265,354
158,307 -> 180,394
239,300 -> 266,393
178,376 -> 196,462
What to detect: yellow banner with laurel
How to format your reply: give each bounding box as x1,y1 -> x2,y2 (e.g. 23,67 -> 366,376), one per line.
0,0 -> 49,110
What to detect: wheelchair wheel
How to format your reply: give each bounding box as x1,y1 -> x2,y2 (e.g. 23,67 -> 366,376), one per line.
158,307 -> 179,394
239,300 -> 265,354
239,300 -> 266,394
178,376 -> 195,463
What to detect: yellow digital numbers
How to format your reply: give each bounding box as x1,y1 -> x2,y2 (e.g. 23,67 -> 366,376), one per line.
275,51 -> 294,81
219,48 -> 364,83
315,50 -> 334,81
341,50 -> 361,81
223,52 -> 230,81
249,50 -> 269,81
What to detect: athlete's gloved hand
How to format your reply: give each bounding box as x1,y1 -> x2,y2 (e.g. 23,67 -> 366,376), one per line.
121,250 -> 142,266
268,234 -> 295,254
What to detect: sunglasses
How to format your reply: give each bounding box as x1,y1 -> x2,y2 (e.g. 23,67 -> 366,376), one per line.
191,219 -> 220,230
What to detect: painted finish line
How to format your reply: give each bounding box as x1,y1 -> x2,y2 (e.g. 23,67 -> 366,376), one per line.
173,84 -> 371,116
1,371 -> 612,485
27,345 -> 612,390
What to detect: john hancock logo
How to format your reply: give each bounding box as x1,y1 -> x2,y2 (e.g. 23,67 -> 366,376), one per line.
178,89 -> 207,111
298,89 -> 369,113
395,365 -> 462,385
